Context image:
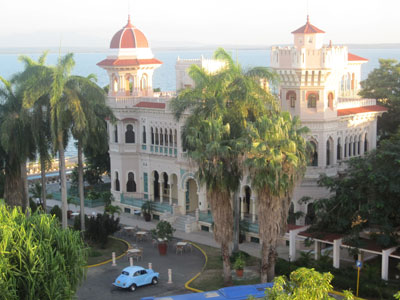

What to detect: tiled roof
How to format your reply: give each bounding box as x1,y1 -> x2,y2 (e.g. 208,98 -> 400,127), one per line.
348,53 -> 368,62
337,105 -> 387,116
291,16 -> 325,34
97,58 -> 162,67
135,102 -> 165,109
110,15 -> 149,49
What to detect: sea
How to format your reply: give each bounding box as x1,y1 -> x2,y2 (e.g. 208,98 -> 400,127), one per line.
1,47 -> 399,157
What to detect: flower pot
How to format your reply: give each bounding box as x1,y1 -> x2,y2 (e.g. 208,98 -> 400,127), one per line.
158,242 -> 167,255
236,269 -> 244,277
144,213 -> 151,222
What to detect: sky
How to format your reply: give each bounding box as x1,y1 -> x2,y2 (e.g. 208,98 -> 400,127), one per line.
0,0 -> 399,48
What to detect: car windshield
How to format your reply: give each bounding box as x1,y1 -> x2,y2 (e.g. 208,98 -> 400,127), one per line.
122,271 -> 129,276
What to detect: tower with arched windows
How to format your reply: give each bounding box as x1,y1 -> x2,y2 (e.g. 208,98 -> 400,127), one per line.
271,16 -> 387,223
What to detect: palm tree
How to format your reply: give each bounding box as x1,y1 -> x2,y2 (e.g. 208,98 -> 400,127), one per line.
69,74 -> 114,231
0,76 -> 36,210
21,53 -> 86,228
171,48 -> 277,284
246,113 -> 308,282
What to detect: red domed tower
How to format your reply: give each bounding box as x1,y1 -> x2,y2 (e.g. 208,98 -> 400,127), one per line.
98,16 -> 162,101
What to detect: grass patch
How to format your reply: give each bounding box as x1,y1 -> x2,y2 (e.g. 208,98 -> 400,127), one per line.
86,237 -> 128,265
190,243 -> 261,291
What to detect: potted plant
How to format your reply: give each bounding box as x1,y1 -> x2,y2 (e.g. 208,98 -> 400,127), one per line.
234,255 -> 245,277
150,220 -> 175,255
141,201 -> 153,222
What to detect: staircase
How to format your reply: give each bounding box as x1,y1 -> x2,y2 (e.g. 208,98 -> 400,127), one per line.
174,214 -> 197,233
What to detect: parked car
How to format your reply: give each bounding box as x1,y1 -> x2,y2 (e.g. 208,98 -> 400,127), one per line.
113,266 -> 159,292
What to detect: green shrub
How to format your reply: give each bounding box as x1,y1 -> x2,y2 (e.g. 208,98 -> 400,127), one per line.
0,205 -> 87,300
29,198 -> 38,213
50,205 -> 62,221
85,213 -> 121,247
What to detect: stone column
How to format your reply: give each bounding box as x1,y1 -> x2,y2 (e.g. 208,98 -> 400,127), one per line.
240,197 -> 244,220
251,197 -> 256,223
333,239 -> 342,269
169,184 -> 172,205
381,247 -> 397,280
159,181 -> 164,203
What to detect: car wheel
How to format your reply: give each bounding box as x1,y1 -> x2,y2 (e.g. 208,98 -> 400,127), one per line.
152,277 -> 158,285
129,284 -> 137,292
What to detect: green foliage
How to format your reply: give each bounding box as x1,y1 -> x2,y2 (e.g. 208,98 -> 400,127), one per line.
50,205 -> 62,222
360,59 -> 400,139
150,220 -> 175,241
84,213 -> 121,247
29,197 -> 38,213
262,268 -> 353,300
141,200 -> 153,215
394,291 -> 400,300
311,132 -> 400,247
0,205 -> 87,300
233,254 -> 245,270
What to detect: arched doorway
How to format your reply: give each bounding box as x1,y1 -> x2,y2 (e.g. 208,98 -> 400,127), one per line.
153,171 -> 160,201
244,186 -> 251,215
185,178 -> 198,213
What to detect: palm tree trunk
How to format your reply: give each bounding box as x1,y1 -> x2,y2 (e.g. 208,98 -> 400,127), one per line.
20,161 -> 30,213
232,188 -> 239,253
77,140 -> 85,231
208,189 -> 233,285
40,158 -> 47,211
4,169 -> 24,208
258,188 -> 281,283
58,132 -> 68,229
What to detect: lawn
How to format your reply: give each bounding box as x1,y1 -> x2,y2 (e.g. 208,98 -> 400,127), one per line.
86,237 -> 128,265
190,244 -> 261,291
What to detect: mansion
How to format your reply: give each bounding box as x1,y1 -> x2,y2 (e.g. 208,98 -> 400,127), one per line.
98,16 -> 386,238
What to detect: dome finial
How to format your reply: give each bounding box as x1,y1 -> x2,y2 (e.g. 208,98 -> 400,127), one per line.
307,15 -> 310,23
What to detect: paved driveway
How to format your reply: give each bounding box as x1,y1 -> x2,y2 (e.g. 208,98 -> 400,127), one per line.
76,236 -> 205,300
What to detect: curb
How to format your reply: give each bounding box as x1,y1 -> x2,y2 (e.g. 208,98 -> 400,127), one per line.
86,236 -> 130,268
184,242 -> 207,293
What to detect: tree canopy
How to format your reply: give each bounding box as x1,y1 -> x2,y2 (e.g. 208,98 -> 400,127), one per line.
360,59 -> 400,139
309,131 -> 400,247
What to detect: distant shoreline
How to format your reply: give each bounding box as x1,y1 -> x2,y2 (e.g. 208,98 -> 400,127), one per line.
1,44 -> 400,54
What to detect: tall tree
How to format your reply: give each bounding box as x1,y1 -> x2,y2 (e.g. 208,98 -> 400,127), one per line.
246,112 -> 308,282
171,48 -> 277,284
21,53 -> 86,228
69,74 -> 114,231
360,59 -> 400,139
0,76 -> 35,210
17,53 -> 53,211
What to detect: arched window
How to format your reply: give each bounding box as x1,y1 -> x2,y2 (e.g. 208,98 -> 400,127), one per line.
305,203 -> 315,225
358,135 -> 362,155
114,125 -> 118,143
164,129 -> 169,147
151,127 -> 154,145
125,124 -> 135,143
115,172 -> 120,192
160,129 -> 164,146
155,128 -> 159,145
286,91 -> 296,108
364,133 -> 368,153
326,139 -> 331,166
349,137 -> 353,157
112,75 -> 118,93
353,136 -> 357,156
126,172 -> 137,192
328,92 -> 334,110
169,129 -> 173,145
142,126 -> 146,144
126,74 -> 134,95
174,129 -> 177,147
308,140 -> 318,167
307,93 -> 317,108
141,74 -> 148,91
337,138 -> 341,160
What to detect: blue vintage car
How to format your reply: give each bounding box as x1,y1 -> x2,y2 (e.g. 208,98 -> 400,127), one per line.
113,266 -> 159,292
